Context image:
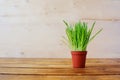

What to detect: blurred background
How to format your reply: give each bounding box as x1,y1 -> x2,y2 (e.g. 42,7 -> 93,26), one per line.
0,0 -> 120,58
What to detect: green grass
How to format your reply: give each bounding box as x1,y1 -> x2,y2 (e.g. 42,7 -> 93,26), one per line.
63,20 -> 103,51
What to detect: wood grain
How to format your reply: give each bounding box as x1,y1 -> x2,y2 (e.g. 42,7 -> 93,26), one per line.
81,18 -> 120,21
0,58 -> 120,80
0,75 -> 120,80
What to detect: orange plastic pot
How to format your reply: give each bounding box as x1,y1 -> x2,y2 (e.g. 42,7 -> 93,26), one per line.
71,51 -> 87,68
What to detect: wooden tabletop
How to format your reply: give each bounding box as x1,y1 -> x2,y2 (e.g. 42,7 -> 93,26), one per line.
0,58 -> 120,80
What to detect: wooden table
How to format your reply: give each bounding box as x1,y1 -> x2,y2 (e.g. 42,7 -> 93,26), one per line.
0,58 -> 120,80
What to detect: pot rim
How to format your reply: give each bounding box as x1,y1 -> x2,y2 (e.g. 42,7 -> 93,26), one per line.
71,51 -> 87,52
71,51 -> 87,55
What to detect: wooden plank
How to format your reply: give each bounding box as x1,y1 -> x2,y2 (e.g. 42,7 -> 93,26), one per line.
0,58 -> 119,64
0,75 -> 120,80
0,58 -> 71,64
0,62 -> 120,68
0,58 -> 119,68
81,18 -> 120,21
0,66 -> 120,76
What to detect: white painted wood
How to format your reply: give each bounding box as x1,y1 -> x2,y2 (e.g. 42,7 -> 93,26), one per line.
0,0 -> 120,58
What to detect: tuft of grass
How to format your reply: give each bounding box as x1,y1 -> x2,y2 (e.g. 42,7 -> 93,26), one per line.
63,20 -> 103,51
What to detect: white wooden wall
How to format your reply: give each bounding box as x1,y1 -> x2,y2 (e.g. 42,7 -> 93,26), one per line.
0,0 -> 120,58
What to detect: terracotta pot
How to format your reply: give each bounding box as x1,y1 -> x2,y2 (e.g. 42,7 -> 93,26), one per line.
71,51 -> 87,68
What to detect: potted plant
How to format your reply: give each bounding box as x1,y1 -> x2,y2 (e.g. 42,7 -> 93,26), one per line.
63,20 -> 103,68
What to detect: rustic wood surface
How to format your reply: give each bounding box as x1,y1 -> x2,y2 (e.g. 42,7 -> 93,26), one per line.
0,58 -> 120,80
